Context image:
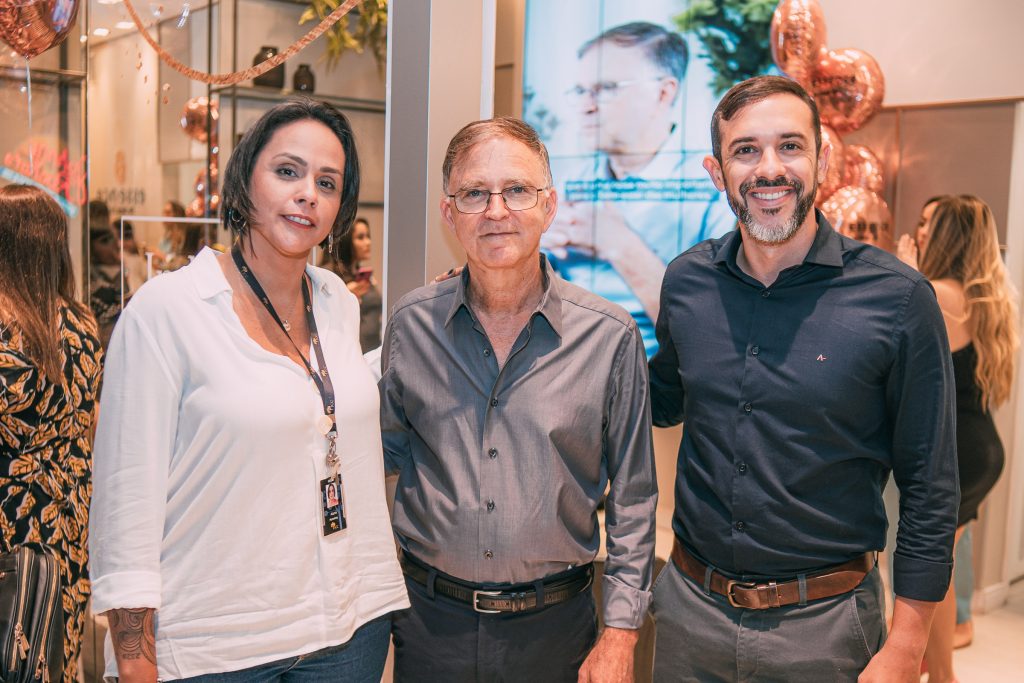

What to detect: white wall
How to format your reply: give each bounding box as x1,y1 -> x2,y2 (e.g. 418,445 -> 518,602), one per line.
88,30 -> 165,246
818,0 -> 1024,106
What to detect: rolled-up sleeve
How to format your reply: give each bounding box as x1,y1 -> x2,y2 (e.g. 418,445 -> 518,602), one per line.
89,307 -> 180,613
602,324 -> 657,629
886,279 -> 958,602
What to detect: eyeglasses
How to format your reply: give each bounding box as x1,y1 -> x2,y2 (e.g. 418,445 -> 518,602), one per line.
565,78 -> 667,102
447,185 -> 549,214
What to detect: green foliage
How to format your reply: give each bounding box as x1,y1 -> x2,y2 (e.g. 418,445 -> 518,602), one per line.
674,0 -> 776,96
300,0 -> 388,75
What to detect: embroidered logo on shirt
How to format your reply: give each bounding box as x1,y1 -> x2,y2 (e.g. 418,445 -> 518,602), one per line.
816,354 -> 827,362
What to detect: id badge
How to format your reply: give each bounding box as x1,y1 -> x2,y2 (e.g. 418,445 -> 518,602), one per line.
320,476 -> 347,535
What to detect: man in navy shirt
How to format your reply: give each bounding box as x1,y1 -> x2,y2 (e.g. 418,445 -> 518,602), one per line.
648,76 -> 957,681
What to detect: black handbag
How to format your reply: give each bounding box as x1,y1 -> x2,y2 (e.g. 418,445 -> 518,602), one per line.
0,544 -> 65,682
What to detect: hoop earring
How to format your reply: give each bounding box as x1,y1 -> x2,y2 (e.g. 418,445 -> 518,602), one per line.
228,208 -> 247,232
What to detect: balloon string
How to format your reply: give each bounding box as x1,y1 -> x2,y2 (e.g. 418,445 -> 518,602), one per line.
25,57 -> 32,175
121,0 -> 364,86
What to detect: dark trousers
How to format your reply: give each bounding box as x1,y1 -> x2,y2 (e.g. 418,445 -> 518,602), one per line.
651,561 -> 886,682
392,573 -> 598,683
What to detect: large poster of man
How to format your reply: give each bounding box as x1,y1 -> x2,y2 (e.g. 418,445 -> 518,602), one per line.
524,1 -> 773,355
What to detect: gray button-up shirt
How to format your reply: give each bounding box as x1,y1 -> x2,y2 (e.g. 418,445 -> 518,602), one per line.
380,257 -> 657,629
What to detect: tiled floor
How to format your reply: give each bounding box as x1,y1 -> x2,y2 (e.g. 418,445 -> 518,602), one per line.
951,579 -> 1024,682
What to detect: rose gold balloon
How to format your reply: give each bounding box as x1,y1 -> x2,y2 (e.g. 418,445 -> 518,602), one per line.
180,96 -> 219,143
816,124 -> 845,206
0,0 -> 80,59
186,196 -> 204,217
186,192 -> 220,217
769,0 -> 827,88
193,165 -> 219,195
820,185 -> 893,251
810,48 -> 885,133
842,144 -> 885,195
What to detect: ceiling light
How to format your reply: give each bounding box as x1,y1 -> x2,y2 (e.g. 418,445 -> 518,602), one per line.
115,21 -> 135,30
92,28 -> 110,37
97,0 -> 122,5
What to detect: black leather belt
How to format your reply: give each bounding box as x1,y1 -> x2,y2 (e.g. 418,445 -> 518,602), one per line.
400,551 -> 593,614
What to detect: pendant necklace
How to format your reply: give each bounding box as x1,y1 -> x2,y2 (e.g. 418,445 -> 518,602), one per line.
231,244 -> 339,465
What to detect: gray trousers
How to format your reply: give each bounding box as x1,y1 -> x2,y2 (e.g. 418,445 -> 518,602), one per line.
651,561 -> 886,682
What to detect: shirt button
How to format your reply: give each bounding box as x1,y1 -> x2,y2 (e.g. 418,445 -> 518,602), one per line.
484,549 -> 494,559
737,463 -> 748,474
750,345 -> 759,356
761,290 -> 771,298
486,500 -> 495,512
490,398 -> 498,407
743,402 -> 752,413
488,447 -> 498,459
735,521 -> 746,532
484,349 -> 491,357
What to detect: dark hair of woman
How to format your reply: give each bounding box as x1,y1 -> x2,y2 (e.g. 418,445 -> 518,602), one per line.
334,216 -> 369,272
0,184 -> 85,381
165,200 -> 186,218
221,97 -> 361,257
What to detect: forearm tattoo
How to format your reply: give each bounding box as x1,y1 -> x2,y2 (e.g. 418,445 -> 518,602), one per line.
108,608 -> 157,665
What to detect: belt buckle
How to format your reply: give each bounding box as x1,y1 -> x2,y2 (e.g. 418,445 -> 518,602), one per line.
472,589 -> 503,614
725,579 -> 758,608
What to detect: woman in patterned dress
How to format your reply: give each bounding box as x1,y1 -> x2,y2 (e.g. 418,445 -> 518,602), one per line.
0,184 -> 103,681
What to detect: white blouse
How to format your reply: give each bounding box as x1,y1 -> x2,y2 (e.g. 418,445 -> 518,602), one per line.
89,248 -> 408,680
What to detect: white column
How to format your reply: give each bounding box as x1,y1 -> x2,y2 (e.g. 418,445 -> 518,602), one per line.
382,0 -> 497,317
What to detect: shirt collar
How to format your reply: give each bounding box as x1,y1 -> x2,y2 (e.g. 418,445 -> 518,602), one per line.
802,210 -> 845,267
712,209 -> 845,270
444,254 -> 564,338
600,123 -> 683,180
191,247 -> 232,300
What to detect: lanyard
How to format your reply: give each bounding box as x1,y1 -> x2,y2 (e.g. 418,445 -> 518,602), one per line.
231,245 -> 341,477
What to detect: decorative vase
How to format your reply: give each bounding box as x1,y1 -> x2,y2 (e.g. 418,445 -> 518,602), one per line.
293,64 -> 316,93
252,46 -> 285,89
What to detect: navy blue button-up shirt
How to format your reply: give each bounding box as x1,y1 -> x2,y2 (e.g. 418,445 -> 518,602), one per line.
649,213 -> 958,602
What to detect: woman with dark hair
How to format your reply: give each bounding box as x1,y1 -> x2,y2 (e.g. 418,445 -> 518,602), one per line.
322,217 -> 382,351
90,99 -> 408,682
0,184 -> 103,682
897,195 -> 1019,683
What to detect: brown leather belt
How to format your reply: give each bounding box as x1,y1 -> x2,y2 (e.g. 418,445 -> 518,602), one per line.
400,551 -> 593,614
671,538 -> 875,610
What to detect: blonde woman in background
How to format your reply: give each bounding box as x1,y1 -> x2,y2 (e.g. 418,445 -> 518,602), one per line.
897,194 -> 1019,683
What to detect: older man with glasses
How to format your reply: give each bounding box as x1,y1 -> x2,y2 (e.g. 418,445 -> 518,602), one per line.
380,117 -> 657,683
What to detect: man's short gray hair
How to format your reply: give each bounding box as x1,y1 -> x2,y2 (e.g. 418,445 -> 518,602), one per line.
442,117 -> 553,192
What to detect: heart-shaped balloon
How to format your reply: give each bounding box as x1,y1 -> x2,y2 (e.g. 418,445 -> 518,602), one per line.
821,185 -> 893,251
816,124 -> 845,206
0,0 -> 81,59
810,48 -> 885,133
769,0 -> 827,88
842,144 -> 885,195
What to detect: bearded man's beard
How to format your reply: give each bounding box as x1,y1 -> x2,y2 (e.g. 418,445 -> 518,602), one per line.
726,176 -> 817,245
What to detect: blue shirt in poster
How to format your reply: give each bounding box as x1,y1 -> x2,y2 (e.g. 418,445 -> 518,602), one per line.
545,127 -> 736,356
